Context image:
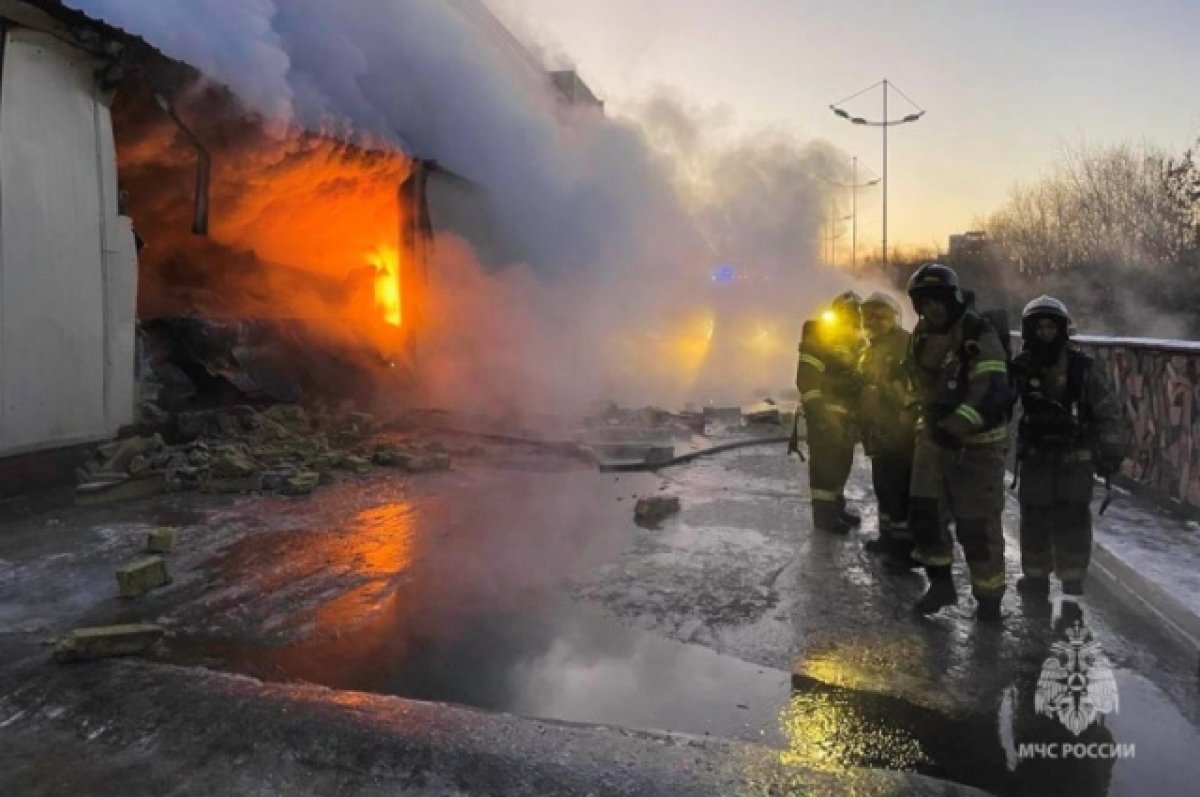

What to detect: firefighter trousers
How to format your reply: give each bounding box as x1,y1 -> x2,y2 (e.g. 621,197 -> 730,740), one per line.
807,413 -> 856,517
1017,456 -> 1094,583
909,428 -> 1008,600
870,450 -> 913,540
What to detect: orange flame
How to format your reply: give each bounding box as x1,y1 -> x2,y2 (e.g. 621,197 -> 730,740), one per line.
368,245 -> 402,327
114,84 -> 414,355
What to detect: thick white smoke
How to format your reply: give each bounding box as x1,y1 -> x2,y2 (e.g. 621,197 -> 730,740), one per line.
71,0 -> 860,416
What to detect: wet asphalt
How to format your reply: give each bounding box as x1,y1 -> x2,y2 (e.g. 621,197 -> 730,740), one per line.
1,436 -> 1198,795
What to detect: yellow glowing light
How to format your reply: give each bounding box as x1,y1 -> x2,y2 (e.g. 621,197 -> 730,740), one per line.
368,245 -> 402,326
821,310 -> 837,325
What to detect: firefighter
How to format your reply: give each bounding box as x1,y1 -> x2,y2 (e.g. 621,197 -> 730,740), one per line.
1013,296 -> 1128,597
797,290 -> 865,534
857,292 -> 917,563
906,264 -> 1011,621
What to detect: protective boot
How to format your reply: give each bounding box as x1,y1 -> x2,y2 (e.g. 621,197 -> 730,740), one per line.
837,496 -> 862,527
813,500 -> 851,534
914,566 -> 958,614
885,541 -> 920,571
975,597 -> 1003,623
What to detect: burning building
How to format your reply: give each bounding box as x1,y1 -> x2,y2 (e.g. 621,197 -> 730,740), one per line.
0,0 -> 456,474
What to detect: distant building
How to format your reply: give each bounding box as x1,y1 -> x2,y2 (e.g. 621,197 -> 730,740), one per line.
948,231 -> 988,261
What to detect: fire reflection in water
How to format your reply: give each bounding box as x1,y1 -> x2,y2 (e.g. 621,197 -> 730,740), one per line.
313,501 -> 417,632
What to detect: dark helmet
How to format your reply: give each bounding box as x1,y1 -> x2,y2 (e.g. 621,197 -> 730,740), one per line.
1021,295 -> 1072,342
907,263 -> 963,301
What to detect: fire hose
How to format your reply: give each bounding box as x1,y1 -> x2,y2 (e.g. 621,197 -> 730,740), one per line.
787,409 -> 807,462
436,427 -> 793,472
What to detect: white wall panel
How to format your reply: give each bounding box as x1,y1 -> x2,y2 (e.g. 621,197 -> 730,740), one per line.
0,28 -> 133,455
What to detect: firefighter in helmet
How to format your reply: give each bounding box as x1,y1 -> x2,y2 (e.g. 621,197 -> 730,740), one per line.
796,290 -> 865,533
857,291 -> 918,563
906,264 -> 1011,621
1013,296 -> 1128,597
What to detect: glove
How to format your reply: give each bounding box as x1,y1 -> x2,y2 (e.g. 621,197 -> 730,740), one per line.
936,407 -> 981,441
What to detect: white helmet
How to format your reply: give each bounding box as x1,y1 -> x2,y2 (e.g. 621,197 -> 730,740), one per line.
862,291 -> 902,318
1022,295 -> 1074,341
1022,295 -> 1071,324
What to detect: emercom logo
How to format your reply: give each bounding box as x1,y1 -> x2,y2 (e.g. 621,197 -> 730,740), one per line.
1034,614 -> 1119,735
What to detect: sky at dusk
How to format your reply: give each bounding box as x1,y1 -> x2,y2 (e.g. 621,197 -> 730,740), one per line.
492,0 -> 1200,251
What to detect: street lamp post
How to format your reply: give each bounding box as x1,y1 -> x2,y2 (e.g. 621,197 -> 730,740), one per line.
827,202 -> 853,266
849,157 -> 881,271
818,158 -> 879,271
830,80 -> 925,268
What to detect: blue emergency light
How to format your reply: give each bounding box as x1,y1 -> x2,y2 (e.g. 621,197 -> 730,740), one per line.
713,265 -> 735,283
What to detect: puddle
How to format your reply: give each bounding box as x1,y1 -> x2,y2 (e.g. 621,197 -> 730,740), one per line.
182,600 -> 792,743
167,465 -> 792,742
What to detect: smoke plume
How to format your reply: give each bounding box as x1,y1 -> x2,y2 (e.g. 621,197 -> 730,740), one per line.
73,0 -> 862,417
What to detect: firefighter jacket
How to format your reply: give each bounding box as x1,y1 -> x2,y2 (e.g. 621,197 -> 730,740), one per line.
909,311 -> 1010,447
1013,346 -> 1128,475
857,326 -> 916,456
796,317 -> 864,423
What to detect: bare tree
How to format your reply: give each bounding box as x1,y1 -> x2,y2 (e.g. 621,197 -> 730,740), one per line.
980,142 -> 1200,335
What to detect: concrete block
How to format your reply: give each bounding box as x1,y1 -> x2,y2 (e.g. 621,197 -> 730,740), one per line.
283,471 -> 321,495
75,475 -> 166,507
54,624 -> 165,663
702,406 -> 742,425
116,556 -> 172,599
260,468 -> 297,491
199,476 -> 260,494
643,445 -> 676,466
314,451 -> 346,472
742,399 -> 781,424
211,450 -> 259,479
637,406 -> 671,428
347,411 -> 376,430
373,447 -> 402,467
145,527 -> 177,554
405,452 -> 451,473
634,496 -> 681,527
343,455 -> 373,475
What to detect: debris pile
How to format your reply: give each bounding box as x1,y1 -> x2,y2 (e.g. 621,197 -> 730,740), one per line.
586,399 -> 794,439
74,404 -> 454,505
578,399 -> 795,471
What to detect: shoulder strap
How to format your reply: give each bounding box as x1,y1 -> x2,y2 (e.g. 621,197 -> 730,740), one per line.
1065,348 -> 1093,409
961,311 -> 986,342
